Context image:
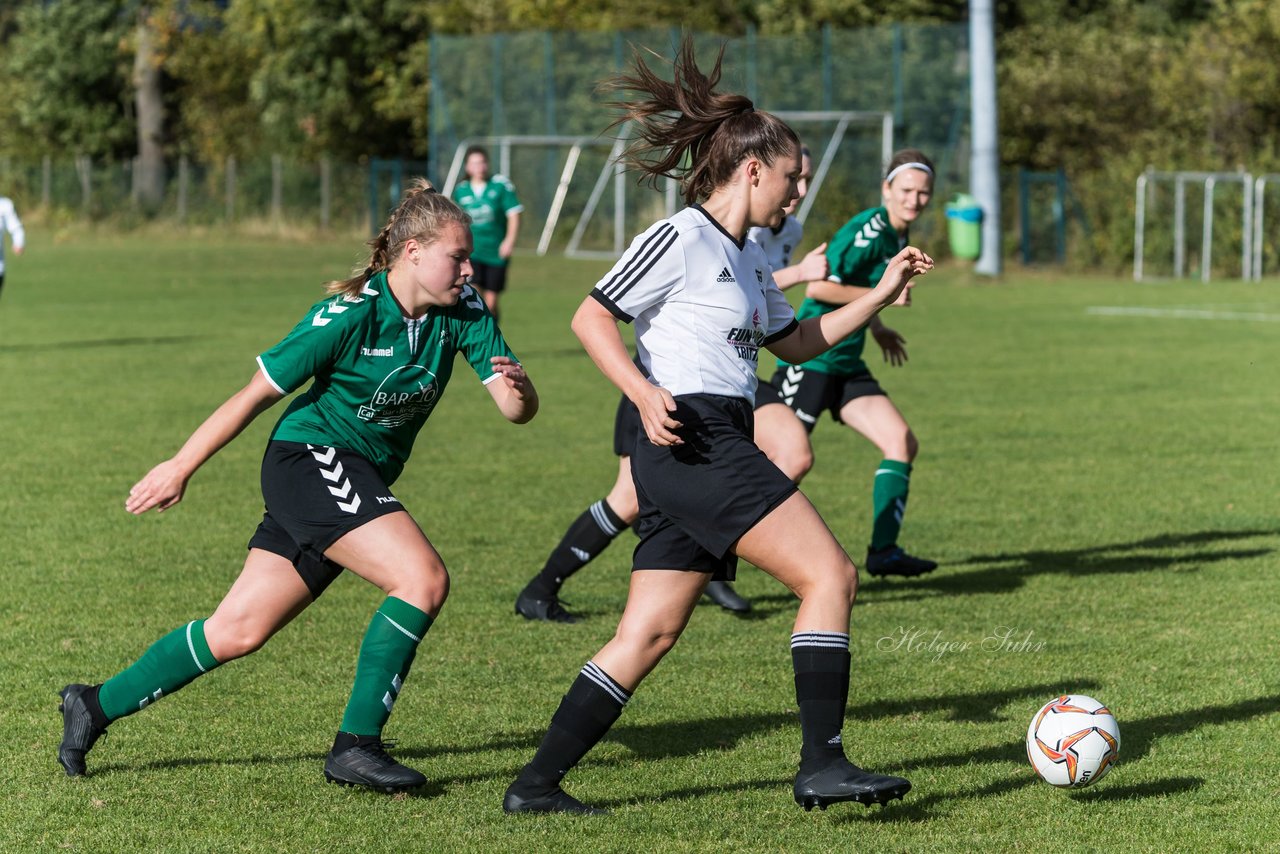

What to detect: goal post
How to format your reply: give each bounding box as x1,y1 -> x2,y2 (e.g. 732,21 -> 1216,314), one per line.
440,135 -> 621,256
1133,169 -> 1253,282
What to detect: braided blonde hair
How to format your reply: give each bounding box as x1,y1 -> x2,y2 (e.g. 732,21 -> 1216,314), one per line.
326,178 -> 471,298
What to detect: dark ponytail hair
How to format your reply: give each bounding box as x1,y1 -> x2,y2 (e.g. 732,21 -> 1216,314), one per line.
326,179 -> 470,298
603,36 -> 800,206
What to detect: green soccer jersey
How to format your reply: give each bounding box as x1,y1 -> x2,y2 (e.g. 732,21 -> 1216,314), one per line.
257,272 -> 517,484
452,175 -> 523,267
778,206 -> 905,376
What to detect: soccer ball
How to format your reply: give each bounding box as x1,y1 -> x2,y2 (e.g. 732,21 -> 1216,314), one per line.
1026,694 -> 1120,788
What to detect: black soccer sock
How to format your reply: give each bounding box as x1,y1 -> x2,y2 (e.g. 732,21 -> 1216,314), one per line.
791,631 -> 852,771
515,661 -> 631,791
526,500 -> 630,598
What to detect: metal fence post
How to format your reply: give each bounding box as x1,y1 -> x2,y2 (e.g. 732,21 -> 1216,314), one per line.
271,154 -> 283,225
320,156 -> 331,230
177,154 -> 189,223
226,155 -> 236,223
75,155 -> 92,219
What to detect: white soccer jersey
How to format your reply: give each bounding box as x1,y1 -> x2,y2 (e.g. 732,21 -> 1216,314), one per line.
0,197 -> 24,277
747,215 -> 804,273
592,205 -> 798,404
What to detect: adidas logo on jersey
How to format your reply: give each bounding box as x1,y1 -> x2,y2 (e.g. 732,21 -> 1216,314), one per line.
716,267 -> 736,283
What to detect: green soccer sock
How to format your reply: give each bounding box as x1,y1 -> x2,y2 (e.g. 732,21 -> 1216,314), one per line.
870,459 -> 912,551
339,597 -> 433,737
97,620 -> 222,722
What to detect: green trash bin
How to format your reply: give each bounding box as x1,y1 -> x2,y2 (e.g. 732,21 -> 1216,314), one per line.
946,193 -> 983,260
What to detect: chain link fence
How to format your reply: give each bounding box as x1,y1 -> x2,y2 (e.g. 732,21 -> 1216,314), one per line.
0,155 -> 376,234
429,25 -> 969,252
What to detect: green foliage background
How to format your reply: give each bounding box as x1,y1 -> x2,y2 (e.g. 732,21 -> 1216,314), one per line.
3,1 -> 1280,268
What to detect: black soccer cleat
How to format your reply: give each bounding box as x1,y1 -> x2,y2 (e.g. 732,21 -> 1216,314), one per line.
58,684 -> 108,777
503,781 -> 608,815
865,546 -> 938,579
702,580 -> 752,613
515,588 -> 581,624
793,759 -> 911,811
324,738 -> 427,793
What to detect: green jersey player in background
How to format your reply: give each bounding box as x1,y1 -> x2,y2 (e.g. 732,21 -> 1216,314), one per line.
57,180 -> 539,794
771,149 -> 938,579
452,145 -> 523,322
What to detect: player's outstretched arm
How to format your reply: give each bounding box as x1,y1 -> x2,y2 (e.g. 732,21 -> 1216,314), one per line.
486,356 -> 539,423
125,371 -> 284,515
767,247 -> 932,365
571,297 -> 683,446
770,242 -> 828,290
869,316 -> 909,367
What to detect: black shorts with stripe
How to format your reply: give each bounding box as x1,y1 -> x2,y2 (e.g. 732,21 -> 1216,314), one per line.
247,441 -> 406,599
769,364 -> 886,434
469,260 -> 509,293
612,379 -> 788,457
630,394 -> 797,580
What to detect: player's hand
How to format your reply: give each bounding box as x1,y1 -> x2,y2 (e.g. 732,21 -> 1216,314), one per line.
498,239 -> 515,260
872,324 -> 909,367
490,356 -> 530,398
125,459 -> 191,515
873,246 -> 932,306
797,242 -> 828,283
635,385 -> 683,446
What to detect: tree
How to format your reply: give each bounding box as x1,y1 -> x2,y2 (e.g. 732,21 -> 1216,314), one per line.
133,5 -> 166,208
4,1 -> 134,159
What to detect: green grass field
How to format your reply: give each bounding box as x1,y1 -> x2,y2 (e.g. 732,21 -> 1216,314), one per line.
1,230 -> 1278,852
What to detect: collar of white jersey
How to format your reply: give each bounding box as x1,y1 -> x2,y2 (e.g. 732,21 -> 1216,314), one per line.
691,204 -> 747,251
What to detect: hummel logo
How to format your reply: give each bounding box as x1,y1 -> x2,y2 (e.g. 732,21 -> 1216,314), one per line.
311,300 -> 350,327
361,346 -> 394,357
716,267 -> 736,283
780,364 -> 803,399
852,213 -> 888,249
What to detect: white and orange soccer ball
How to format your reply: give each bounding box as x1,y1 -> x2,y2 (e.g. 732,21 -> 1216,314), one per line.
1026,694 -> 1120,788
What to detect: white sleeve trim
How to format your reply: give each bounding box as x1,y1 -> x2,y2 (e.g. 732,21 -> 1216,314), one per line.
481,371 -> 505,386
506,205 -> 524,216
256,356 -> 288,395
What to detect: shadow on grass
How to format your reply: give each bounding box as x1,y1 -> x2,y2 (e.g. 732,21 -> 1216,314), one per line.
82,691 -> 1274,814
894,694 -> 1280,774
0,335 -> 203,352
1069,775 -> 1204,801
865,528 -> 1278,600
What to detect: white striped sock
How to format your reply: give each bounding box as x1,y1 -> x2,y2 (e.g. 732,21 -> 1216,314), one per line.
790,631 -> 850,650
581,660 -> 631,706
